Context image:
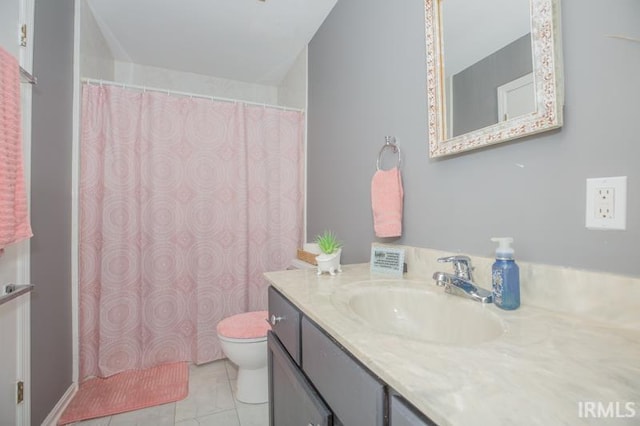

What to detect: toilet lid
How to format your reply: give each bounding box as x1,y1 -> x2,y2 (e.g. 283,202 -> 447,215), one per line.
217,310 -> 271,339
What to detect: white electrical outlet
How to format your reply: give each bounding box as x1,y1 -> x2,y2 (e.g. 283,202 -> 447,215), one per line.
594,187 -> 614,219
586,176 -> 627,230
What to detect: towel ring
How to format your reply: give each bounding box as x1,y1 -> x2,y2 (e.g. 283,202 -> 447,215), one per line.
376,136 -> 401,171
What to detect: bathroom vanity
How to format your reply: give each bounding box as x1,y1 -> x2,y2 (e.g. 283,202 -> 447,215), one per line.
268,285 -> 433,426
265,253 -> 640,426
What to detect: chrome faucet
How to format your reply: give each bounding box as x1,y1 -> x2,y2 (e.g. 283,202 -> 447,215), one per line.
432,255 -> 493,303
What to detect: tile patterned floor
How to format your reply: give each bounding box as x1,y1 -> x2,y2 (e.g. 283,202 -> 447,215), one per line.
72,360 -> 268,426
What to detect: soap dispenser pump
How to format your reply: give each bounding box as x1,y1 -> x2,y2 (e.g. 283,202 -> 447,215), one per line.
491,237 -> 520,310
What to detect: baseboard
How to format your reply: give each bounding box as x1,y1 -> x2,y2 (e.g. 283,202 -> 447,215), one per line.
40,382 -> 77,426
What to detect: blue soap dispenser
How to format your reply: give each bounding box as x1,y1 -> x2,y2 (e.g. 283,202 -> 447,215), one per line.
491,237 -> 520,310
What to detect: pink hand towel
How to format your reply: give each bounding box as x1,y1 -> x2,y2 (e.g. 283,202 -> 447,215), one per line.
0,46 -> 33,249
371,167 -> 404,238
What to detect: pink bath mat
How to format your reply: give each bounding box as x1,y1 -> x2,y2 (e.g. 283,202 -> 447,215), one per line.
58,362 -> 189,424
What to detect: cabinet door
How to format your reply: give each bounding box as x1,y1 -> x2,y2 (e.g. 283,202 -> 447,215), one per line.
390,394 -> 437,426
268,332 -> 332,426
268,286 -> 301,364
302,317 -> 385,426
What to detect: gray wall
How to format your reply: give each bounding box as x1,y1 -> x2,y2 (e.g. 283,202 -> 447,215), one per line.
79,0 -> 115,80
30,0 -> 74,422
452,34 -> 532,136
307,0 -> 640,277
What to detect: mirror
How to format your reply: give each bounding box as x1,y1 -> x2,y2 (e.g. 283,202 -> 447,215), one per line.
425,0 -> 564,158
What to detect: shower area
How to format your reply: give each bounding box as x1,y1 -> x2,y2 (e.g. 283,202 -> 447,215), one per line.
76,0 -> 313,380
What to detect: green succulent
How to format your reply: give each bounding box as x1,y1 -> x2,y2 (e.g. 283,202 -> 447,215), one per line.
315,230 -> 342,255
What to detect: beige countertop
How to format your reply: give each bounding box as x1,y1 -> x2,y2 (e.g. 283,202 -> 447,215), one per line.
264,263 -> 640,426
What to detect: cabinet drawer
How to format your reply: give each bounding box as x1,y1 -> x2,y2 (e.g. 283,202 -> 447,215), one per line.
390,393 -> 437,426
268,286 -> 301,365
302,317 -> 385,426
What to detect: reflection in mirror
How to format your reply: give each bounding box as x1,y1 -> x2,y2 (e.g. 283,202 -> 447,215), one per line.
443,0 -> 532,137
425,0 -> 564,158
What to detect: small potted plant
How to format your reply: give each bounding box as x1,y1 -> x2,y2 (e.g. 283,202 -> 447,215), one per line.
315,230 -> 342,275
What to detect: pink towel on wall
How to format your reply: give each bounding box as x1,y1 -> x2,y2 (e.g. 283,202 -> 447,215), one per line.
371,167 -> 404,238
0,46 -> 32,249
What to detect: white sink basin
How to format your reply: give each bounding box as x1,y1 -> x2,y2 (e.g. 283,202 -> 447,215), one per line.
332,280 -> 504,345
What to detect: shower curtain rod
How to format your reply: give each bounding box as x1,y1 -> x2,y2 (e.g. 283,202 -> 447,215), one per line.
82,78 -> 305,113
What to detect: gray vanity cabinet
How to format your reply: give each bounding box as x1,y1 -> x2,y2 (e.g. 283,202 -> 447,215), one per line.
302,317 -> 385,426
390,394 -> 436,426
269,287 -> 329,426
268,331 -> 333,426
268,286 -> 302,364
268,286 -> 436,426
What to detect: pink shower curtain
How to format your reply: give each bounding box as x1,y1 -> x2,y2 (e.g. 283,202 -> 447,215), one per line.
79,84 -> 304,379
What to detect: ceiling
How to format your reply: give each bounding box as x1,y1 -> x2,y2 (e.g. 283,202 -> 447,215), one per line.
86,0 -> 339,85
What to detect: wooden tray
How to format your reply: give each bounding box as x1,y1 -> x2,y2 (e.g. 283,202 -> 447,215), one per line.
296,249 -> 318,266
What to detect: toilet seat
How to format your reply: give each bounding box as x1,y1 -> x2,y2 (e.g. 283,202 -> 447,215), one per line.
217,310 -> 270,340
218,335 -> 266,344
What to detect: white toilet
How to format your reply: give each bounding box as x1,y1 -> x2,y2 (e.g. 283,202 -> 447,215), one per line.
217,310 -> 271,403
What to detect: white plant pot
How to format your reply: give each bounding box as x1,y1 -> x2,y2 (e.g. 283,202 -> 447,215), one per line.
316,249 -> 342,276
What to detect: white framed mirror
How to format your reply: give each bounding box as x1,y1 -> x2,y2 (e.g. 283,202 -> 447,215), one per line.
425,0 -> 564,158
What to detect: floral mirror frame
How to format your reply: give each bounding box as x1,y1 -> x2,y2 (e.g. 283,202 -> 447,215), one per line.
425,0 -> 564,158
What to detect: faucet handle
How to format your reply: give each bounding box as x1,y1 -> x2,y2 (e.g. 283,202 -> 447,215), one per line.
437,255 -> 474,281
